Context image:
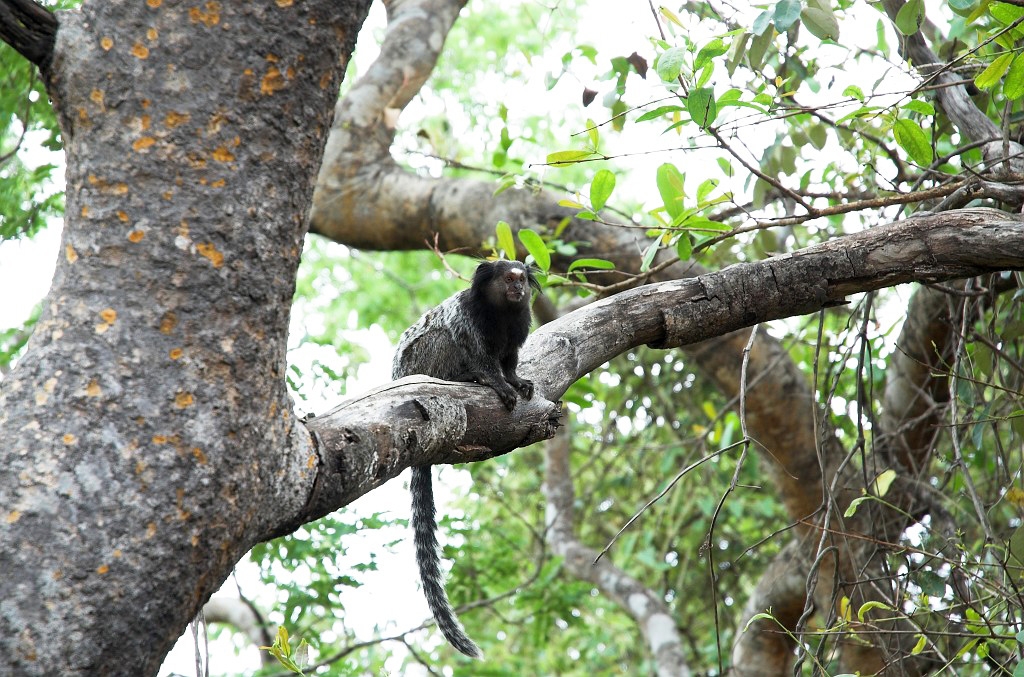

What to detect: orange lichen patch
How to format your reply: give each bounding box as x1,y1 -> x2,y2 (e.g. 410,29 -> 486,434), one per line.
192,448 -> 207,464
147,0 -> 161,7
86,174 -> 130,195
276,0 -> 293,6
319,71 -> 332,90
131,42 -> 149,59
152,434 -> 168,444
127,229 -> 145,243
165,110 -> 190,128
307,454 -> 316,469
196,242 -> 224,267
286,65 -> 296,79
63,433 -> 77,445
205,112 -> 227,135
133,136 -> 156,152
210,178 -> 225,188
77,107 -> 89,121
89,89 -> 103,105
174,392 -> 194,408
169,347 -> 183,360
100,36 -> 114,51
159,311 -> 177,334
162,190 -> 173,200
140,114 -> 151,130
266,53 -> 279,63
80,205 -> 90,217
231,135 -> 240,147
141,98 -> 151,108
96,564 -> 109,575
211,146 -> 235,163
260,66 -> 285,95
116,210 -> 129,222
65,244 -> 78,263
146,522 -> 157,538
113,549 -> 122,558
100,308 -> 117,324
189,1 -> 221,26
7,510 -> 22,524
86,380 -> 101,397
94,322 -> 110,335
147,27 -> 158,41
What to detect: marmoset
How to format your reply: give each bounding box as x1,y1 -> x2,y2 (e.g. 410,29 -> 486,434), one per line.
392,259 -> 538,658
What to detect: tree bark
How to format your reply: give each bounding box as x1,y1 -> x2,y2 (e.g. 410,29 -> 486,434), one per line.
0,1 -> 371,674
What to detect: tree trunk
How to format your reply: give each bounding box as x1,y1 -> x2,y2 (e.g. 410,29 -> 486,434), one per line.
0,1 -> 371,674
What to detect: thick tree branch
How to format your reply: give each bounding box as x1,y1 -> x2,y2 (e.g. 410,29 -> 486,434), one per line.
543,426 -> 691,676
299,209 -> 1024,523
0,0 -> 57,70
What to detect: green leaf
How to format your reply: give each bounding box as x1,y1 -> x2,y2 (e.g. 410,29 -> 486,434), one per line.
809,123 -> 828,149
656,163 -> 686,218
872,468 -> 896,497
727,32 -> 750,76
636,105 -> 684,122
911,634 -> 928,656
696,178 -> 719,204
748,26 -> 774,70
752,10 -> 773,36
901,99 -> 935,115
1007,54 -> 1024,99
801,3 -> 840,41
495,221 -> 517,261
857,600 -> 893,622
656,46 -> 686,81
696,61 -> 715,88
585,118 -> 599,148
773,0 -> 803,31
590,169 -> 616,211
640,239 -> 660,272
844,495 -> 869,517
893,118 -> 933,165
567,258 -> 616,272
977,52 -> 1014,90
546,149 -> 593,166
676,234 -> 693,261
991,2 -> 1024,25
895,0 -> 925,35
913,570 -> 946,598
695,38 -> 728,70
843,84 -> 865,101
687,87 -> 717,129
518,229 -> 551,272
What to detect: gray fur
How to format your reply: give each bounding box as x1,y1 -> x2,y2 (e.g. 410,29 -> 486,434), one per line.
392,260 -> 536,659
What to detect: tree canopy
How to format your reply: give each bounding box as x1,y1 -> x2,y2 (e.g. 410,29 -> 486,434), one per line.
2,0 -> 1024,675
